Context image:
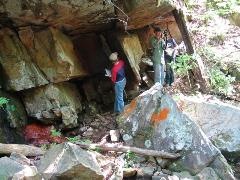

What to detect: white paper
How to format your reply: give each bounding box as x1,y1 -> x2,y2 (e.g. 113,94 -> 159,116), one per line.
105,68 -> 111,77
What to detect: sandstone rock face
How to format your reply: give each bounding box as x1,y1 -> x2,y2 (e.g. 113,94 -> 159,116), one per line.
0,0 -> 180,34
120,0 -> 179,30
19,27 -> 88,83
0,157 -> 39,180
21,82 -> 82,128
0,28 -> 48,91
0,0 -> 115,35
176,95 -> 240,160
0,90 -> 27,143
118,34 -> 144,82
118,84 -> 235,179
38,142 -> 123,180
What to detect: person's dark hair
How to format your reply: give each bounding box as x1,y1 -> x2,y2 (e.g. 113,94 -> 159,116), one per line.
154,27 -> 161,32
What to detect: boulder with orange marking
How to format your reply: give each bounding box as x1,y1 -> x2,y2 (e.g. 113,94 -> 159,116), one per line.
117,84 -> 235,179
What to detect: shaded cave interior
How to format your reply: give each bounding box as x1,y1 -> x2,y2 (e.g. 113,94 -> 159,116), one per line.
0,1 -> 194,143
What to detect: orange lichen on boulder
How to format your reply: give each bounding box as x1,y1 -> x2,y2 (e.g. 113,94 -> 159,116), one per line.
151,108 -> 170,124
123,98 -> 138,116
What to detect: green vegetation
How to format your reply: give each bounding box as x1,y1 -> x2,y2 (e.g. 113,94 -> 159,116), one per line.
40,144 -> 48,151
209,68 -> 235,95
198,47 -> 235,95
206,0 -> 240,17
199,11 -> 214,24
0,97 -> 16,112
170,54 -> 196,77
79,139 -> 92,144
184,0 -> 199,9
124,150 -> 137,168
170,54 -> 196,86
209,33 -> 225,45
50,129 -> 62,137
66,136 -> 80,143
0,97 -> 9,108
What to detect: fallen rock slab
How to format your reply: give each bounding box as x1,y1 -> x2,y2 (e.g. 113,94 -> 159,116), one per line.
0,157 -> 40,180
38,142 -> 123,180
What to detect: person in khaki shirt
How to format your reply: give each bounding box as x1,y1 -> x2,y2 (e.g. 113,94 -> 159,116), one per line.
149,27 -> 165,85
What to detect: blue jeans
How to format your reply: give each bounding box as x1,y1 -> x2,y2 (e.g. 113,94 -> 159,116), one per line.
114,78 -> 126,113
154,63 -> 165,85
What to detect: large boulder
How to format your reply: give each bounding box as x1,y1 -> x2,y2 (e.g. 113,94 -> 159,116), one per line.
19,27 -> 88,83
38,142 -> 123,179
118,84 -> 235,179
175,95 -> 240,160
0,90 -> 27,143
0,157 -> 40,180
21,82 -> 82,128
0,28 -> 48,91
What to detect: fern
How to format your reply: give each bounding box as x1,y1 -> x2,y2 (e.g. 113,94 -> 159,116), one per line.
0,97 -> 9,108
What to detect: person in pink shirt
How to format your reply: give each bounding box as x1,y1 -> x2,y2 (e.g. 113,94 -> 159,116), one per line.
109,52 -> 126,113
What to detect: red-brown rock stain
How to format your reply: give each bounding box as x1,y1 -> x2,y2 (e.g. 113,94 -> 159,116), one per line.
24,123 -> 65,146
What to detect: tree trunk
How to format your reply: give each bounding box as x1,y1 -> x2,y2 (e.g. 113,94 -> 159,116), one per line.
0,143 -> 44,156
76,142 -> 181,159
173,9 -> 209,92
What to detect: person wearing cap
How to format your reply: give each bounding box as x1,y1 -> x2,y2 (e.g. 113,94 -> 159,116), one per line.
149,26 -> 166,85
109,52 -> 126,113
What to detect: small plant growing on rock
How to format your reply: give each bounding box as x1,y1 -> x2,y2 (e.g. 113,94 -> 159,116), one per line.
66,136 -> 80,143
124,150 -> 137,168
0,97 -> 9,108
50,129 -> 62,137
209,67 -> 235,95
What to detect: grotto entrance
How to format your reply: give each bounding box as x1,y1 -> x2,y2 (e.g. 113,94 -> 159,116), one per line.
0,0 -> 200,144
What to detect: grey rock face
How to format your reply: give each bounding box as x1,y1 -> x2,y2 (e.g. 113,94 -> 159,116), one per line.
0,28 -> 48,91
22,82 -> 82,128
118,84 -> 235,179
0,90 -> 27,143
0,157 -> 39,180
175,95 -> 240,160
38,142 -> 123,180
